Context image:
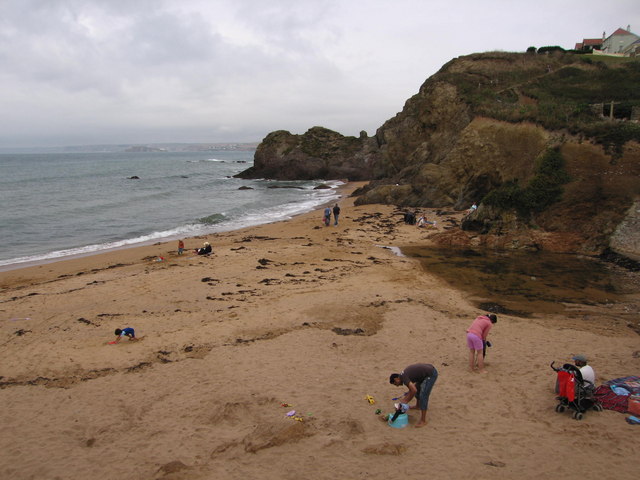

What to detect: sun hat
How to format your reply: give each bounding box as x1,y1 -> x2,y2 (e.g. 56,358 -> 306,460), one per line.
572,354 -> 587,362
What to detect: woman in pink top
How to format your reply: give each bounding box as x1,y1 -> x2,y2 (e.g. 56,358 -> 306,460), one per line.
466,314 -> 497,373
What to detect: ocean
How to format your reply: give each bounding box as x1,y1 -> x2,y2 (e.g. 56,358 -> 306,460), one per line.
0,150 -> 342,270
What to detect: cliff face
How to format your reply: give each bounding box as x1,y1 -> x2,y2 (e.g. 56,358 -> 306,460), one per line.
236,52 -> 640,258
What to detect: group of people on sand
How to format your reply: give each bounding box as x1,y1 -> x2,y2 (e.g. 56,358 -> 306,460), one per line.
108,202 -> 597,432
389,312 -> 596,428
386,313 -> 496,428
322,204 -> 341,226
403,210 -> 436,228
176,239 -> 212,256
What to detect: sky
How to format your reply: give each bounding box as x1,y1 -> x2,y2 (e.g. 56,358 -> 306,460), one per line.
1,0 -> 639,149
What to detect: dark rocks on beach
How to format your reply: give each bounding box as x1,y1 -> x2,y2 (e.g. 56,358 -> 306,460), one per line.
128,176 -> 140,179
599,248 -> 640,272
238,186 -> 253,190
484,460 -> 506,468
332,327 -> 365,336
158,461 -> 189,475
314,184 -> 331,190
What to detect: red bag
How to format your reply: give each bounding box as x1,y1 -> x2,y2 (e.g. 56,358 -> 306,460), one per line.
557,371 -> 575,402
628,394 -> 640,415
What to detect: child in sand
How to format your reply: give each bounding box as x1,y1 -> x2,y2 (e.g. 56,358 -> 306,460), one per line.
112,327 -> 138,343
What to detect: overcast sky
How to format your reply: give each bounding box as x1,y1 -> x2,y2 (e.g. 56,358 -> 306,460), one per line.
1,0 -> 638,148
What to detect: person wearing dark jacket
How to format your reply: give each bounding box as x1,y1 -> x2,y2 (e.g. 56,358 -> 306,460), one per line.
196,242 -> 212,255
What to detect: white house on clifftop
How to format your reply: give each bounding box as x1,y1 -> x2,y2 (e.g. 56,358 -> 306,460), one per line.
600,26 -> 640,55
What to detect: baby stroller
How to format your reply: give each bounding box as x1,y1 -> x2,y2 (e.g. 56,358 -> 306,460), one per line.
551,361 -> 602,420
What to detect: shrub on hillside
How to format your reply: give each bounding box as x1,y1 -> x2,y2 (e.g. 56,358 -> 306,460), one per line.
537,46 -> 566,55
483,148 -> 570,218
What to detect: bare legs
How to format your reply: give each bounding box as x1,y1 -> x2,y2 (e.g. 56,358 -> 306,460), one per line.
469,349 -> 487,373
415,409 -> 427,427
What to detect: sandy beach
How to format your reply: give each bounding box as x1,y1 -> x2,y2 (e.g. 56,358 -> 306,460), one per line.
1,183 -> 638,480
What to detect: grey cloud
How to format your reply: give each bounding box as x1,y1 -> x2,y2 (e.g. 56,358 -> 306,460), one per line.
1,0 -> 639,148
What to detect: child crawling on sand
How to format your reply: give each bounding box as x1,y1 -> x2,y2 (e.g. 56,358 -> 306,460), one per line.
111,327 -> 138,344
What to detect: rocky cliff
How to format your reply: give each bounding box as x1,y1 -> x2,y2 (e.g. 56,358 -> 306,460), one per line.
234,127 -> 378,181
236,52 -> 640,259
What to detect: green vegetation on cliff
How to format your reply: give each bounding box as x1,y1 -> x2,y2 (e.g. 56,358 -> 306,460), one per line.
440,52 -> 640,155
483,148 -> 571,218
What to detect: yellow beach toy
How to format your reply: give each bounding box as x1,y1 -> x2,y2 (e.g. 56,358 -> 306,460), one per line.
365,395 -> 375,404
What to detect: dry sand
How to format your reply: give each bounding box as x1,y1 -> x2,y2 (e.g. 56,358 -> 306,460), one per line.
1,183 -> 639,480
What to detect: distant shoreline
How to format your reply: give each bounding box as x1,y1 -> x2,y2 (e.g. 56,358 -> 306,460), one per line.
0,142 -> 260,154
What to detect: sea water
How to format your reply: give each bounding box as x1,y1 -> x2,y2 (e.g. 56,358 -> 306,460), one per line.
0,150 -> 342,270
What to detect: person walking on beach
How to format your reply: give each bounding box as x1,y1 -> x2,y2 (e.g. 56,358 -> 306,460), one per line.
467,313 -> 497,373
389,363 -> 438,428
112,327 -> 138,343
178,239 -> 185,255
323,206 -> 331,226
332,204 -> 341,226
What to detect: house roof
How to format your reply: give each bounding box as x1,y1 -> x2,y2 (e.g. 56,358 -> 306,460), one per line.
575,38 -> 602,49
611,28 -> 632,35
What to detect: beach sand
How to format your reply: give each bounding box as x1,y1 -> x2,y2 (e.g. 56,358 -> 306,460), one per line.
1,183 -> 638,480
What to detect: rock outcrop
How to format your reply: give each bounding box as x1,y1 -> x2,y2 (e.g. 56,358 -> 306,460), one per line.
234,127 -> 378,181
236,52 -> 640,258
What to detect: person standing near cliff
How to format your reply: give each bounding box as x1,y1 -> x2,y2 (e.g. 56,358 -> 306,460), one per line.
332,204 -> 341,226
466,313 -> 497,373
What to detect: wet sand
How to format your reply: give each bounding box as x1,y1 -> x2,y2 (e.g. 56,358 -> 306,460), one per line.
1,183 -> 639,480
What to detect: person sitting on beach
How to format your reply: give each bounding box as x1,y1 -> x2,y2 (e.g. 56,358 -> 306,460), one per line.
196,242 -> 212,255
573,354 -> 596,388
389,363 -> 438,428
466,313 -> 497,373
465,203 -> 478,216
416,215 -> 437,228
113,327 -> 137,343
